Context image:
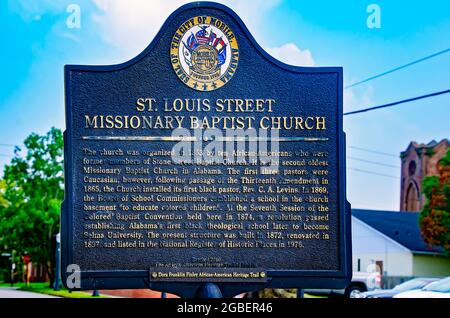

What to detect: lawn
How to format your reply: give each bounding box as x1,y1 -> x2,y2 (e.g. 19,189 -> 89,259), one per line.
0,282 -> 325,298
0,282 -> 107,298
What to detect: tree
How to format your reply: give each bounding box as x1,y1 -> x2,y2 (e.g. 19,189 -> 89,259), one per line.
419,149 -> 450,253
0,127 -> 63,284
0,180 -> 8,208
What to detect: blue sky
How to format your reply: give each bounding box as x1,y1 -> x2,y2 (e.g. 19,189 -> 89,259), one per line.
1,0 -> 449,211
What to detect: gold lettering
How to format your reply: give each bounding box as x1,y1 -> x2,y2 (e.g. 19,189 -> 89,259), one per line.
85,115 -> 98,128
316,116 -> 326,129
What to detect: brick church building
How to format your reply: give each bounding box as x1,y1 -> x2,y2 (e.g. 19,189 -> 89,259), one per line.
400,139 -> 449,212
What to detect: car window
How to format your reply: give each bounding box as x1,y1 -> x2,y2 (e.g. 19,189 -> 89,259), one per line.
423,277 -> 450,292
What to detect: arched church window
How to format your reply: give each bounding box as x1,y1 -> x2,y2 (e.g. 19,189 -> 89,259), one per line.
408,160 -> 416,176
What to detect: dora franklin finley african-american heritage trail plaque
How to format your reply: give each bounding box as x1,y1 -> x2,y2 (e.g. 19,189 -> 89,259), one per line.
62,2 -> 351,297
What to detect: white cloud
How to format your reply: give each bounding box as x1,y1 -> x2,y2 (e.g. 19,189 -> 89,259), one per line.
91,0 -> 186,59
10,0 -> 66,22
91,0 -> 281,60
266,43 -> 315,66
344,85 -> 374,111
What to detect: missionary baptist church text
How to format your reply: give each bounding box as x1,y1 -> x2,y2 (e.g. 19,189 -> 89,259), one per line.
84,98 -> 327,130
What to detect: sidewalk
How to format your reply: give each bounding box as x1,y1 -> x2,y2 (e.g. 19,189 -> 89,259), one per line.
0,287 -> 60,298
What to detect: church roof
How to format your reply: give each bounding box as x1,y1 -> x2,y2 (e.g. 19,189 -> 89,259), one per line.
401,138 -> 449,156
352,209 -> 444,254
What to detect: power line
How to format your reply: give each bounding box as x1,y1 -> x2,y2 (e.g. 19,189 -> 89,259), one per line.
347,156 -> 400,168
0,143 -> 15,147
344,89 -> 450,116
348,167 -> 400,179
0,154 -> 12,157
345,48 -> 450,89
348,146 -> 398,158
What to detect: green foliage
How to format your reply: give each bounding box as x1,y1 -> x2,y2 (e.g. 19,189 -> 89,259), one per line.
425,148 -> 436,157
422,176 -> 439,200
0,127 -> 63,281
419,149 -> 450,253
0,180 -> 8,208
440,149 -> 450,166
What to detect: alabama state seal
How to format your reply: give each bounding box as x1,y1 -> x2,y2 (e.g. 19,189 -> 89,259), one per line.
170,16 -> 239,91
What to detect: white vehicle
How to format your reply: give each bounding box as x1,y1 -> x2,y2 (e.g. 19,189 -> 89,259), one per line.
358,277 -> 439,298
305,271 -> 381,298
394,277 -> 450,298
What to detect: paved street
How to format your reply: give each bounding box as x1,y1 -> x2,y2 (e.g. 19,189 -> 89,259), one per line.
0,287 -> 59,298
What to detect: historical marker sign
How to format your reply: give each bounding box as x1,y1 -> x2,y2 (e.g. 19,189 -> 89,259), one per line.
62,2 -> 351,297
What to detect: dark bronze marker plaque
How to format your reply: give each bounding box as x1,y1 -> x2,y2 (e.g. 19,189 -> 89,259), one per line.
62,2 -> 351,297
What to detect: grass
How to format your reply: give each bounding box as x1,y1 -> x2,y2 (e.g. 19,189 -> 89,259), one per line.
304,293 -> 327,298
0,282 -> 108,298
0,282 -> 326,299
